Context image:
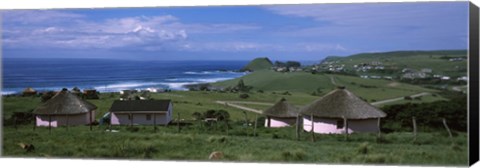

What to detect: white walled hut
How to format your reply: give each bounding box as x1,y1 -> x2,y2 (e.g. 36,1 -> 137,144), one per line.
33,89 -> 97,128
263,98 -> 300,128
109,99 -> 173,126
300,87 -> 386,134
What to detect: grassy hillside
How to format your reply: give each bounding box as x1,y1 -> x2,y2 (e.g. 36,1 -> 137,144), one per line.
240,57 -> 273,72
211,70 -> 443,102
323,50 -> 467,77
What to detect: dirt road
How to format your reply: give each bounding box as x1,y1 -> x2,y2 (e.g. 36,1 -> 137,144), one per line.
371,92 -> 430,106
215,100 -> 264,114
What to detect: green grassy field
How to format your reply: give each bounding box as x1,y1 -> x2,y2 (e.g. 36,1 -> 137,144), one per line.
323,50 -> 467,77
2,124 -> 467,166
211,70 -> 444,102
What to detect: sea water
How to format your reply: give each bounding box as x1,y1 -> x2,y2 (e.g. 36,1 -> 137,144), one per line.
2,58 -> 249,95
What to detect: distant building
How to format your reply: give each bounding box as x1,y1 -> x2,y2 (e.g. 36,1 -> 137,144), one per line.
441,76 -> 451,80
457,76 -> 468,81
402,72 -> 426,79
22,87 -> 37,97
421,68 -> 433,73
449,58 -> 465,61
402,68 -> 415,73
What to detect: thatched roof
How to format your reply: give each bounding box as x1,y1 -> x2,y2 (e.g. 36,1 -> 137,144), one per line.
263,98 -> 299,118
300,87 -> 386,119
33,90 -> 97,115
23,87 -> 36,93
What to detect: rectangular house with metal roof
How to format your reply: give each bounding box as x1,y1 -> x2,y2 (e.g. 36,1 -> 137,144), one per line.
109,99 -> 173,126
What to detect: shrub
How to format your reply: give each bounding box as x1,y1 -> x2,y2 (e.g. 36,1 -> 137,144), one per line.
208,136 -> 228,143
404,96 -> 412,100
143,145 -> 157,159
357,142 -> 369,154
364,154 -> 387,163
281,149 -> 306,161
239,93 -> 249,99
126,127 -> 140,132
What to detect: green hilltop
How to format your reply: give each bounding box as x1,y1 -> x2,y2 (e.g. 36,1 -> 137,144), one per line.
211,70 -> 442,103
321,49 -> 467,77
240,57 -> 273,72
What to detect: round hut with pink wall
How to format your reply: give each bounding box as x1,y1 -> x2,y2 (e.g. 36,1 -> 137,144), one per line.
33,89 -> 97,128
300,87 -> 386,134
264,98 -> 301,128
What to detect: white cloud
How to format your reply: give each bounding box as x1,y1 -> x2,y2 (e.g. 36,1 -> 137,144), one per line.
301,43 -> 347,52
2,10 -> 261,51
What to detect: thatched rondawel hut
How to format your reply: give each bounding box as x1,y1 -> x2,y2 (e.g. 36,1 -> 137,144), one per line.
22,87 -> 37,96
263,98 -> 300,128
33,89 -> 97,127
300,87 -> 386,134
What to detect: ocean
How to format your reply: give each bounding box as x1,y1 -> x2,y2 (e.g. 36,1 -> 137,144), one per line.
2,58 -> 249,95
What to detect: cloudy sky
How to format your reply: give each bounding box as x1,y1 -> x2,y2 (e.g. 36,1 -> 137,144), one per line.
1,2 -> 469,61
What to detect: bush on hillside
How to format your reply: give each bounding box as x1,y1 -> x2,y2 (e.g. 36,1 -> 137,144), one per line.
239,93 -> 249,99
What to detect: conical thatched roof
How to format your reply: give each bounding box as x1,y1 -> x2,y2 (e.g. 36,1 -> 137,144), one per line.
300,87 -> 386,119
23,87 -> 36,93
33,90 -> 97,115
263,98 -> 299,118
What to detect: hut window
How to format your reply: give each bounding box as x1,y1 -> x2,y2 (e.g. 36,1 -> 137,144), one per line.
336,119 -> 344,129
146,114 -> 151,121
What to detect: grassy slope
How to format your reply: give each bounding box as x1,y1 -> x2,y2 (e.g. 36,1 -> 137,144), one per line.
212,70 -> 335,93
2,125 -> 468,165
324,50 -> 467,77
211,70 -> 444,103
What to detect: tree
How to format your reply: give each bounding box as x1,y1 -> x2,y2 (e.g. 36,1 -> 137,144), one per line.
215,110 -> 230,121
286,61 -> 301,68
237,79 -> 245,89
41,91 -> 56,102
274,61 -> 287,67
235,79 -> 252,92
192,112 -> 204,121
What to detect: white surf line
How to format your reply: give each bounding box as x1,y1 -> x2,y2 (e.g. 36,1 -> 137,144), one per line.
371,92 -> 430,106
215,100 -> 263,114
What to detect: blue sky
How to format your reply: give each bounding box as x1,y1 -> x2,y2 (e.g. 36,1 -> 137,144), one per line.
2,2 -> 469,61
